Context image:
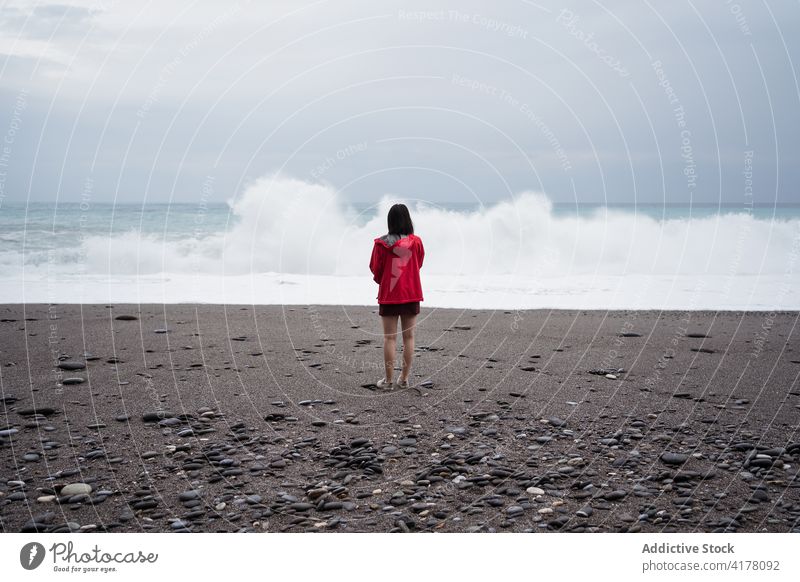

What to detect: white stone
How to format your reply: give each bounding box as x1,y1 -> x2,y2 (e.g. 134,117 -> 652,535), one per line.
60,483 -> 92,496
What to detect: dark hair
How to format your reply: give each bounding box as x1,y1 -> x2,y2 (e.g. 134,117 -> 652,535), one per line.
387,203 -> 414,235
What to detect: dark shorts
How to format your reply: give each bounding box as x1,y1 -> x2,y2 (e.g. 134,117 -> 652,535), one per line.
379,301 -> 420,317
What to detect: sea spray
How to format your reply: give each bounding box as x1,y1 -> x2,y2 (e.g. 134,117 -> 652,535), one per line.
63,174 -> 800,279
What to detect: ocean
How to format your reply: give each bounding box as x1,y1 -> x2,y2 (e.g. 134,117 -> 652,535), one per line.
2,178 -> 799,309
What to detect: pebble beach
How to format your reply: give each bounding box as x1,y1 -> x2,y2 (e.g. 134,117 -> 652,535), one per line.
1,304 -> 799,533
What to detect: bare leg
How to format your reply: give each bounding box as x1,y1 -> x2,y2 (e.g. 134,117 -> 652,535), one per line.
381,315 -> 398,382
399,313 -> 417,382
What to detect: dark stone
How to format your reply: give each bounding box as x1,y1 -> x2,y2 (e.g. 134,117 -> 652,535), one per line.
660,452 -> 689,465
604,490 -> 628,501
178,490 -> 201,501
131,499 -> 158,510
142,411 -> 176,422
18,407 -> 56,416
58,361 -> 86,370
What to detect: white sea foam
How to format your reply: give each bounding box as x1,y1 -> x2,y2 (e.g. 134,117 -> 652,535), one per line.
3,173 -> 800,309
74,173 -> 800,276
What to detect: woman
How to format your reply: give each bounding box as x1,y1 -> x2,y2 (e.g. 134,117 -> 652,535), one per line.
369,203 -> 424,390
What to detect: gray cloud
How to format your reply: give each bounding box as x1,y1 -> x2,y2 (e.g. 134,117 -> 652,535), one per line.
0,0 -> 798,205
0,2 -> 95,39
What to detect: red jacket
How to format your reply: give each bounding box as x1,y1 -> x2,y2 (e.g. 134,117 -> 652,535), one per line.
369,233 -> 424,304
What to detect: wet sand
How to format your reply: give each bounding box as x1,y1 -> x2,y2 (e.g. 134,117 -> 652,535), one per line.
1,304 -> 799,533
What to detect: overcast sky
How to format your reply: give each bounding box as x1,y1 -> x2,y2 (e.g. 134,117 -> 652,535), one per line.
1,0 -> 798,205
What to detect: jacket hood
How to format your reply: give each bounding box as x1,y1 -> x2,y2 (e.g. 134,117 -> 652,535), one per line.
375,233 -> 416,248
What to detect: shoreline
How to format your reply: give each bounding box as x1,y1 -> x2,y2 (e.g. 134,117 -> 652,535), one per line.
4,271 -> 798,312
1,303 -> 799,533
5,302 -> 800,314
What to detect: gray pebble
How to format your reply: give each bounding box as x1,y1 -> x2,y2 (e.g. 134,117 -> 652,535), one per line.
661,452 -> 689,465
